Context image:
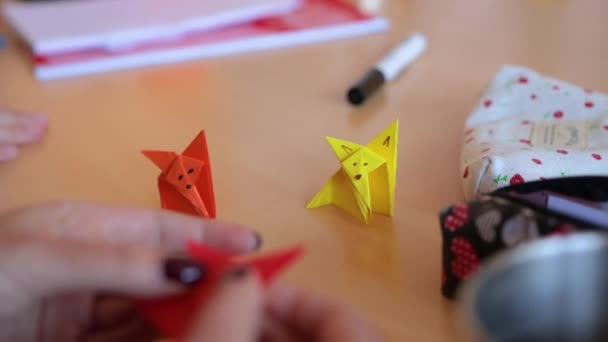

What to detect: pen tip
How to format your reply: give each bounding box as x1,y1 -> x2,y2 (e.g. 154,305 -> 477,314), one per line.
347,88 -> 365,105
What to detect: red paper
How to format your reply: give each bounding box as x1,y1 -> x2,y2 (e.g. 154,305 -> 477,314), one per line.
139,241 -> 304,338
142,130 -> 216,218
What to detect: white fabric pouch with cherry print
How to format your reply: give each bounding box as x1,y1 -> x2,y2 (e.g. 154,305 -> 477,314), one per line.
461,65 -> 608,200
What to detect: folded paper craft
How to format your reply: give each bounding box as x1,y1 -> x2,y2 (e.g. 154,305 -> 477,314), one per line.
140,131 -> 305,337
142,130 -> 216,218
139,241 -> 304,338
307,120 -> 399,223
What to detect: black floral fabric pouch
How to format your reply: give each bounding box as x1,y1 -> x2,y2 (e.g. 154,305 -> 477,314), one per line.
439,176 -> 608,299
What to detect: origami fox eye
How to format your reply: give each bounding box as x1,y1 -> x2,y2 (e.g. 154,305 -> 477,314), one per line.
186,184 -> 192,189
353,162 -> 357,166
178,175 -> 184,180
188,169 -> 194,174
364,162 -> 368,166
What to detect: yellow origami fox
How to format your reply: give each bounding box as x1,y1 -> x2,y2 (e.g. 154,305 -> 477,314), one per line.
307,120 -> 399,223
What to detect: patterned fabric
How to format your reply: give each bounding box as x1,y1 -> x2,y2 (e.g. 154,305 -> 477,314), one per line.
439,176 -> 608,299
461,65 -> 608,199
439,196 -> 575,299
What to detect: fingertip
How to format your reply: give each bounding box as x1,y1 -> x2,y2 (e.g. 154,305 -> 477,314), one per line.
28,113 -> 48,125
265,285 -> 298,317
14,111 -> 46,123
31,114 -> 49,138
155,211 -> 261,254
0,145 -> 18,161
201,221 -> 263,254
21,117 -> 48,141
266,286 -> 382,342
253,231 -> 263,250
185,266 -> 263,341
224,224 -> 263,252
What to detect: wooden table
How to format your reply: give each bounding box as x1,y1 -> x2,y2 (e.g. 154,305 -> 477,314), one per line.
2,1 -> 608,340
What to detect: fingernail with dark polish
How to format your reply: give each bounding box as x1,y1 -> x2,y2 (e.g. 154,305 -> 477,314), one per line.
253,232 -> 263,250
223,266 -> 250,282
164,257 -> 205,286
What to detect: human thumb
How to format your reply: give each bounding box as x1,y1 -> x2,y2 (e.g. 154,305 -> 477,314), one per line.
184,267 -> 263,342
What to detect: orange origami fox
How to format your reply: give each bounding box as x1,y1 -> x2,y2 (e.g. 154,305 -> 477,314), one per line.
142,131 -> 216,218
140,132 -> 306,340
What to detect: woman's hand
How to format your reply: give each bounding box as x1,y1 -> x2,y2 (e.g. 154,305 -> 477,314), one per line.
0,108 -> 47,162
0,201 -> 260,341
186,270 -> 382,342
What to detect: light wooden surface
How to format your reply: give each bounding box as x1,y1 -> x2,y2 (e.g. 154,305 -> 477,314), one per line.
2,1 -> 608,340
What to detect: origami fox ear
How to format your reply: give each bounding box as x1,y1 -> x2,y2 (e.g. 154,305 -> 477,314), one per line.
366,120 -> 399,159
244,245 -> 305,283
326,137 -> 362,162
142,150 -> 178,171
183,130 -> 210,161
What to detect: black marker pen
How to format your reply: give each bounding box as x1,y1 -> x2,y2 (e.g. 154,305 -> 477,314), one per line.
347,32 -> 427,106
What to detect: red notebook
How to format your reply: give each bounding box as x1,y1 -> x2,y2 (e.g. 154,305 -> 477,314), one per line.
32,0 -> 388,80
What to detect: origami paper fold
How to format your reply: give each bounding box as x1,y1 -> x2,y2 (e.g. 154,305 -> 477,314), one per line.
140,241 -> 304,338
142,130 -> 216,218
307,120 -> 399,223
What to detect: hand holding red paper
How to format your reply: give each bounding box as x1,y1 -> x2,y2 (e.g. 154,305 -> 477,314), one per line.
0,201 -> 259,341
139,241 -> 305,338
0,202 -> 377,341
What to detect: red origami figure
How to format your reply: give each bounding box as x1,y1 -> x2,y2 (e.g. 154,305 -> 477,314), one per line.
140,130 -> 305,338
142,130 -> 216,218
140,241 -> 304,338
